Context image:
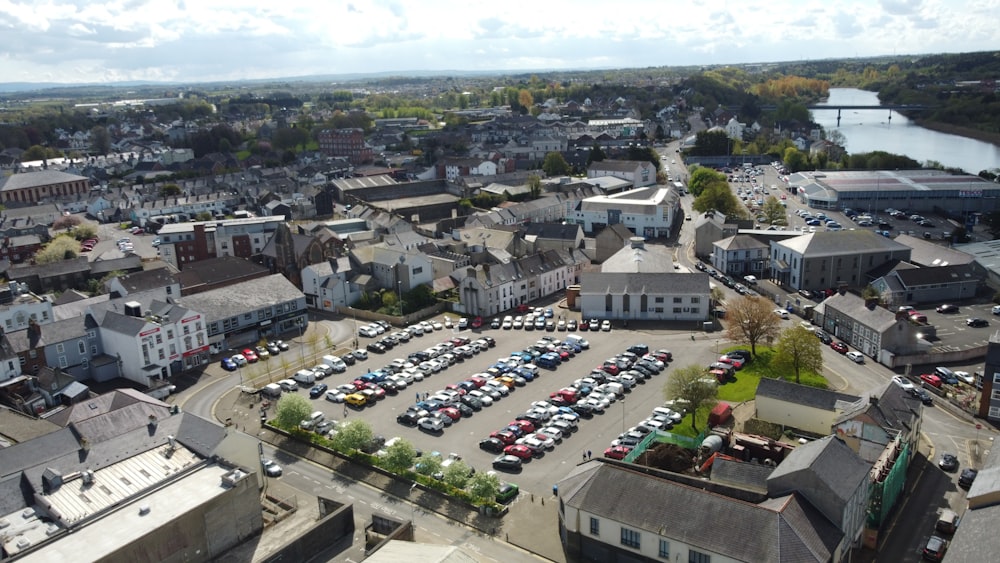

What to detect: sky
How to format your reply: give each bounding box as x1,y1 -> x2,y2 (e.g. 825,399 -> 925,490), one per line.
1,0 -> 998,85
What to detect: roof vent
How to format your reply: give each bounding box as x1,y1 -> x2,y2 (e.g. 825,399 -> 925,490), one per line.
138,505 -> 151,516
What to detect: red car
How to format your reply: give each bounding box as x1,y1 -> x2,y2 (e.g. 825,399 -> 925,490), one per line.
830,342 -> 848,354
510,419 -> 535,434
439,406 -> 461,420
920,374 -> 943,388
444,383 -> 468,395
471,316 -> 483,329
242,348 -> 259,362
601,363 -> 620,375
490,430 -> 518,445
469,375 -> 489,388
578,320 -> 590,331
718,355 -> 744,369
504,444 -> 533,460
604,445 -> 632,460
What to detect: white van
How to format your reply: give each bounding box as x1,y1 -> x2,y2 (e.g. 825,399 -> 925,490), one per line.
262,383 -> 283,398
293,369 -> 316,385
565,334 -> 590,349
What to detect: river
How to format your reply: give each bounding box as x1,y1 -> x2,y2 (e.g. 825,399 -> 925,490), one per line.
812,88 -> 1000,175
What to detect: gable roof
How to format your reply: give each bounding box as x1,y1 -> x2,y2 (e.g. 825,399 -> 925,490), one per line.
818,292 -> 899,332
560,461 -> 842,562
776,230 -> 911,257
0,170 -> 88,191
891,263 -> 979,287
756,378 -> 861,412
581,271 -> 710,295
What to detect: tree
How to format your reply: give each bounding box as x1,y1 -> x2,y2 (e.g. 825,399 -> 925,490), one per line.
442,459 -> 472,489
90,126 -> 111,155
273,393 -> 311,429
772,326 -> 824,384
53,215 -> 81,231
34,236 -> 80,264
382,438 -> 417,473
331,419 -> 374,452
160,184 -> 182,197
542,152 -> 570,177
517,89 -> 534,112
692,183 -> 744,217
724,296 -> 782,356
467,471 -> 501,503
587,143 -> 606,164
761,196 -> 787,225
74,223 -> 97,241
688,167 -> 727,197
527,174 -> 542,199
663,364 -> 718,432
195,211 -> 213,221
414,454 -> 442,477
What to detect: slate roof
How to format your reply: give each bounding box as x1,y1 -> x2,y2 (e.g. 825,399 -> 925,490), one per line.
895,234 -> 975,267
715,234 -> 769,251
711,457 -> 775,492
819,292 -> 899,332
776,230 -> 911,257
834,382 -> 921,432
0,170 -> 88,191
522,222 -> 581,241
767,436 -> 872,530
112,268 -> 178,294
587,160 -> 650,173
8,256 -> 90,279
756,378 -> 861,412
559,462 -> 842,563
600,241 -> 674,273
175,273 -> 303,320
174,255 -> 270,290
581,271 -> 710,295
892,263 -> 978,287
89,255 -> 143,276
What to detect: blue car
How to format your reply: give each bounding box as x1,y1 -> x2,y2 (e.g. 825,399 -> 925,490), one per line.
221,357 -> 238,371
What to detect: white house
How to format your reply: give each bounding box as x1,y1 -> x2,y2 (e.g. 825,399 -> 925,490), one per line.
586,160 -> 657,187
569,186 -> 681,238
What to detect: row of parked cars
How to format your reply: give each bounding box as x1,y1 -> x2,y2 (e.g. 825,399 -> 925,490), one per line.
221,340 -> 292,370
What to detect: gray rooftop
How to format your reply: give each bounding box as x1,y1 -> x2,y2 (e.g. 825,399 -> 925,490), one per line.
580,271 -> 710,295
175,273 -> 304,320
756,378 -> 861,412
559,461 -> 842,562
819,292 -> 900,332
0,170 -> 88,191
775,230 -> 911,258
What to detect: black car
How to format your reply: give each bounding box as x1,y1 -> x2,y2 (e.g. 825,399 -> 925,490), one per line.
726,349 -> 751,364
695,262 -> 707,271
377,380 -> 399,394
490,317 -> 501,329
481,335 -> 496,347
409,351 -> 430,362
814,330 -> 833,344
935,304 -> 959,314
959,468 -> 978,489
455,403 -> 475,418
938,453 -> 959,472
340,353 -> 356,366
479,437 -> 506,453
910,387 -> 934,405
627,344 -> 650,355
460,395 -> 483,411
367,342 -> 387,354
396,411 -> 421,426
570,403 -> 596,417
966,318 -> 989,328
492,454 -> 523,471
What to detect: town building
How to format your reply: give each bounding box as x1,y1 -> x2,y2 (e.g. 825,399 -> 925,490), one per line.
755,378 -> 863,436
317,128 -> 373,165
568,186 -> 681,238
769,231 -> 912,292
711,234 -> 770,278
586,160 -> 657,188
788,169 -> 1000,217
869,262 -> 980,307
0,170 -> 89,206
812,292 -> 927,364
156,216 -> 286,270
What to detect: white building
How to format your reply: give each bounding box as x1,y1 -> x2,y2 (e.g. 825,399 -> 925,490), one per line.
586,160 -> 657,188
569,186 -> 681,238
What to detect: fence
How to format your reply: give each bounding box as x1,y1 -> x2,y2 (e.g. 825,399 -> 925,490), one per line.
623,428 -> 707,463
338,301 -> 449,328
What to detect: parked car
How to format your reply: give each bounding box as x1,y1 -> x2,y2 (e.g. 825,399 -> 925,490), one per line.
967,317 -> 990,328
830,342 -> 848,354
910,387 -> 933,405
959,468 -> 978,489
492,454 -> 523,471
891,376 -> 915,391
845,351 -> 864,363
938,453 -> 959,472
935,304 -> 959,313
920,374 -> 943,388
220,357 -> 238,371
922,535 -> 948,561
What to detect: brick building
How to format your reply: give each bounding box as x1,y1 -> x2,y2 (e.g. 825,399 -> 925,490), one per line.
0,170 -> 90,205
317,128 -> 373,165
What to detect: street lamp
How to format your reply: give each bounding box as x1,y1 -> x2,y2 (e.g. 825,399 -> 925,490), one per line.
621,398 -> 626,435
297,318 -> 305,365
397,280 -> 404,317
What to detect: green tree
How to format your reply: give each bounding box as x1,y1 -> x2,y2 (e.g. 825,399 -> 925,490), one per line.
542,152 -> 570,176
442,459 -> 472,489
724,296 -> 782,356
90,125 -> 111,154
414,454 -> 442,477
527,174 -> 542,199
34,236 -> 80,264
160,184 -> 182,197
331,419 -> 374,452
783,147 -> 808,172
273,393 -> 311,429
74,223 -> 97,241
688,167 -> 727,197
467,471 -> 501,503
664,364 -> 718,432
761,196 -> 787,225
773,326 -> 824,384
587,143 -> 606,164
195,211 -> 213,221
382,438 -> 417,473
692,183 -> 744,217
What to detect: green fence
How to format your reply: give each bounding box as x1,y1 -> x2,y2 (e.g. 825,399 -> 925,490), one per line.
623,429 -> 707,463
867,441 -> 910,527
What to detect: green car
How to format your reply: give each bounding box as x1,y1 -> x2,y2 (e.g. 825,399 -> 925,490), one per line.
496,482 -> 520,503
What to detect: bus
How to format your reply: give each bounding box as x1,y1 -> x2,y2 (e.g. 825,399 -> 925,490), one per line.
672,181 -> 685,195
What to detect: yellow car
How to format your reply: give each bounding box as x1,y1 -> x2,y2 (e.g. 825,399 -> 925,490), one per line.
497,376 -> 516,389
345,393 -> 367,407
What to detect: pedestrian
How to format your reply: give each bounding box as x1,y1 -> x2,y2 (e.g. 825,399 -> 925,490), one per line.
343,405 -> 348,417
416,391 -> 420,401
587,450 -> 592,460
582,451 -> 586,462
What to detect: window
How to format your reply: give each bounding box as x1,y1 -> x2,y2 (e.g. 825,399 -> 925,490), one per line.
58,356 -> 67,368
689,550 -> 711,563
991,389 -> 1000,401
56,343 -> 65,354
655,297 -> 664,303
659,539 -> 670,558
673,297 -> 682,303
990,406 -> 1000,419
413,267 -> 423,275
620,527 -> 640,549
78,341 -> 86,354
590,517 -> 599,535
691,297 -> 700,304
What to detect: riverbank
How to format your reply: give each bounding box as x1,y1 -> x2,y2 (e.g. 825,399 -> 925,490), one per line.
914,119 -> 1000,151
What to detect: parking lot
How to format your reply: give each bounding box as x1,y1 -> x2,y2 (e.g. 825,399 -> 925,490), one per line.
263,313 -> 713,498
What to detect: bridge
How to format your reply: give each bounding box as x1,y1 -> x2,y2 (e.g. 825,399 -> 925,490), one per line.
726,103 -> 935,126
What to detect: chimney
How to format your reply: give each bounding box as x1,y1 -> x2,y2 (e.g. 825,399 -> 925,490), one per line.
869,395 -> 879,406
27,319 -> 41,349
629,236 -> 645,250
124,301 -> 143,317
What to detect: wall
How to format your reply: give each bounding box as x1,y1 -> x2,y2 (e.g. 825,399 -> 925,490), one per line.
887,344 -> 989,369
755,397 -> 837,436
259,500 -> 355,563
